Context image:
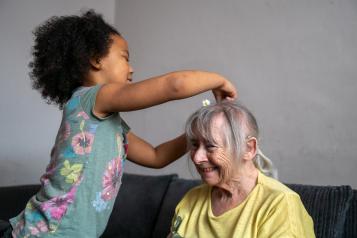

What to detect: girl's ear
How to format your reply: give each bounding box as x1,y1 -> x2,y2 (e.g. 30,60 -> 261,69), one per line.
89,57 -> 101,70
242,137 -> 257,161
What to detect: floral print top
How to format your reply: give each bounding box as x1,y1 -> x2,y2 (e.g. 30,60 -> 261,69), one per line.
9,85 -> 130,237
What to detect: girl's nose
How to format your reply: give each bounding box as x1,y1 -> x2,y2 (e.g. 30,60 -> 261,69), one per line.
192,146 -> 207,164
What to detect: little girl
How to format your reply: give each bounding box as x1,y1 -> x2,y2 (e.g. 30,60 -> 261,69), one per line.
2,10 -> 236,238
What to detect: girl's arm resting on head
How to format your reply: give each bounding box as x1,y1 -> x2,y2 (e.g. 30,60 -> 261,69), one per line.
94,70 -> 237,116
126,132 -> 187,168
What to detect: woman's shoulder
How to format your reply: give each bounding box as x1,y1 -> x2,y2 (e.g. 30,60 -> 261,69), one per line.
185,183 -> 210,196
182,183 -> 209,201
257,172 -> 312,222
176,184 -> 209,210
257,173 -> 315,237
258,172 -> 300,200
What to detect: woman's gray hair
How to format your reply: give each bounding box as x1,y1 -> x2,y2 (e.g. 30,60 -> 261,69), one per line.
185,100 -> 278,179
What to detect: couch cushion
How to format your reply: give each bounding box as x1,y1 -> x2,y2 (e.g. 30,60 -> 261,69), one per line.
101,173 -> 177,238
0,184 -> 40,220
343,190 -> 357,238
286,184 -> 353,238
152,177 -> 201,238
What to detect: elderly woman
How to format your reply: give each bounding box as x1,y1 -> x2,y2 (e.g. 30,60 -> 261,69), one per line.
169,101 -> 315,238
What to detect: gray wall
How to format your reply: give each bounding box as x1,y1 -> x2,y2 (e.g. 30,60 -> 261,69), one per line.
0,0 -> 115,185
0,0 -> 356,188
116,0 -> 357,188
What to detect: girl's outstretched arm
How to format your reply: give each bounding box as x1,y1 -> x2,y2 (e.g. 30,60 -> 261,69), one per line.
126,132 -> 187,168
94,70 -> 237,117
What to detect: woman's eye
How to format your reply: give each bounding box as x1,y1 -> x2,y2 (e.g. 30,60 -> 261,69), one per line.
191,144 -> 198,149
190,142 -> 198,150
205,144 -> 216,151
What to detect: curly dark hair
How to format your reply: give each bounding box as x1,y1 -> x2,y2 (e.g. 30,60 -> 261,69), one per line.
29,10 -> 120,108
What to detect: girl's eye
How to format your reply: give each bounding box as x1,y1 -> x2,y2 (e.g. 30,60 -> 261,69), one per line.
122,55 -> 129,62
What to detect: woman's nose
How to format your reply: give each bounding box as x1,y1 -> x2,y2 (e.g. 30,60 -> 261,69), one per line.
192,146 -> 207,164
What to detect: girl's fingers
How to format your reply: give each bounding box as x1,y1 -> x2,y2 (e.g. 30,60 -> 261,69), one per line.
225,96 -> 235,101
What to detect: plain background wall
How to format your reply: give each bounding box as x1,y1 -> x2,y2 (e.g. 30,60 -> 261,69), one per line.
115,0 -> 357,188
0,0 -> 356,188
0,0 -> 115,185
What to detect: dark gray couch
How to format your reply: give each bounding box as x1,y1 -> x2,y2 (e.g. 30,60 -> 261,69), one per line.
0,173 -> 356,238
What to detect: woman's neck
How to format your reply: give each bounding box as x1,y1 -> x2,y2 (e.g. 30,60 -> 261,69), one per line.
211,166 -> 259,216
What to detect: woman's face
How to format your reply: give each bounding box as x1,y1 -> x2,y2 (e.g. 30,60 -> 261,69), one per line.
190,115 -> 233,186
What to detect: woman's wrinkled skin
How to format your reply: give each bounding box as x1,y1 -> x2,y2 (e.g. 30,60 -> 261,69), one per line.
190,113 -> 259,216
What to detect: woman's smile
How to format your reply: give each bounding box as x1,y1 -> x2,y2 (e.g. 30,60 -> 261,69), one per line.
196,164 -> 220,184
198,166 -> 218,174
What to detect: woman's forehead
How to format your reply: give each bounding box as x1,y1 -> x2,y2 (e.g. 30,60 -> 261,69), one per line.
191,115 -> 226,144
211,114 -> 226,132
211,115 -> 226,143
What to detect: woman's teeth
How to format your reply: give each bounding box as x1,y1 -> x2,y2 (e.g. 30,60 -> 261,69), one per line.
201,167 -> 216,173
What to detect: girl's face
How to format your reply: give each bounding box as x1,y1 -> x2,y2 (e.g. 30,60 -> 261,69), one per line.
99,34 -> 134,84
190,115 -> 233,187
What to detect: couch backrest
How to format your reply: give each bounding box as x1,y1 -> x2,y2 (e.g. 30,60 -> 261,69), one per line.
101,173 -> 177,238
0,174 -> 356,238
0,184 -> 40,220
343,190 -> 357,238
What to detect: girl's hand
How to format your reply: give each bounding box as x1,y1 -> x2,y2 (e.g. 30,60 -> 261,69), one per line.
212,79 -> 237,102
94,71 -> 237,115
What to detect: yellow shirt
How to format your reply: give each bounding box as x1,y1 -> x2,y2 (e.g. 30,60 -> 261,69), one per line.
170,172 -> 315,238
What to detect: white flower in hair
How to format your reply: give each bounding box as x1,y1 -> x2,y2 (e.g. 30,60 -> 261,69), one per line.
202,99 -> 211,107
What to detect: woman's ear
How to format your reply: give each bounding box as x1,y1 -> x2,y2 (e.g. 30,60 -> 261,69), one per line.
242,137 -> 257,161
89,57 -> 101,70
